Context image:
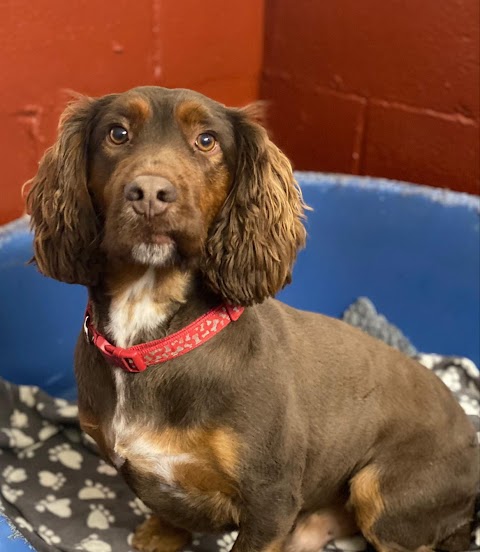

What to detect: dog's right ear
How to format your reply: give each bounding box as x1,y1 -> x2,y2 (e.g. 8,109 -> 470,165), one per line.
26,97 -> 101,285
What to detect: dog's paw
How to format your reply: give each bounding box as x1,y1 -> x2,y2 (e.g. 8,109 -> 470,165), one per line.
132,516 -> 190,552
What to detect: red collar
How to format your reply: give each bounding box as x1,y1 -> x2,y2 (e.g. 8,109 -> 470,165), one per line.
84,303 -> 244,373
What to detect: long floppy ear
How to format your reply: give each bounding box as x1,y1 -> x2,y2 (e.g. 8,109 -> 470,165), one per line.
203,106 -> 307,306
26,97 -> 101,285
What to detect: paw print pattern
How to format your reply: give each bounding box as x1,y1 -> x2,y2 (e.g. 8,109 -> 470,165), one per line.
54,397 -> 79,418
458,394 -> 480,417
38,421 -> 59,441
38,525 -> 61,545
128,497 -> 152,516
18,385 -> 38,407
1,484 -> 24,504
1,428 -> 34,449
2,466 -> 27,484
10,409 -> 28,429
437,367 -> 462,393
75,533 -> 112,552
35,494 -> 72,518
217,531 -> 238,552
87,504 -> 115,530
78,480 -> 116,500
96,459 -> 117,477
416,353 -> 443,370
17,441 -> 43,459
38,470 -> 66,490
14,516 -> 33,533
49,443 -> 83,469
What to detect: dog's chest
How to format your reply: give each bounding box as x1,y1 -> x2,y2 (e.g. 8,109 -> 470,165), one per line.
106,267 -> 167,348
106,371 -> 240,526
110,371 -> 192,484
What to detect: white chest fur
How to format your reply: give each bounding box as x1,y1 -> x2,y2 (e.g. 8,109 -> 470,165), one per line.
106,267 -> 167,348
107,269 -> 191,483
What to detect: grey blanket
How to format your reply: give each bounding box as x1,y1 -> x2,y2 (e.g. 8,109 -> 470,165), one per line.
1,299 -> 479,551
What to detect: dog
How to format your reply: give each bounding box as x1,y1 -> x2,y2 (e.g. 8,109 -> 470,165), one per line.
26,86 -> 479,552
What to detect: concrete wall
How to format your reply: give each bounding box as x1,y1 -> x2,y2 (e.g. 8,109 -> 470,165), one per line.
261,0 -> 479,194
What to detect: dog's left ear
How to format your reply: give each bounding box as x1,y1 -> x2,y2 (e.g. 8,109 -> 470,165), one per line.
203,105 -> 307,306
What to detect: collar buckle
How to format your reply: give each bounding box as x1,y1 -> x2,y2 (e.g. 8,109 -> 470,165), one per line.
94,334 -> 147,373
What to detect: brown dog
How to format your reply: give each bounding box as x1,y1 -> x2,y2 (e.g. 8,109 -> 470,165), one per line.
26,86 -> 479,552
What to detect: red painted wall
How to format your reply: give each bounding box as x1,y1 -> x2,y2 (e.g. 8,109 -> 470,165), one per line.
261,0 -> 480,194
0,0 -> 264,224
1,1 -> 478,224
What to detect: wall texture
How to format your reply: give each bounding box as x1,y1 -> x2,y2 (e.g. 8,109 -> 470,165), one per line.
261,0 -> 479,194
0,0 -> 264,224
1,0 -> 478,224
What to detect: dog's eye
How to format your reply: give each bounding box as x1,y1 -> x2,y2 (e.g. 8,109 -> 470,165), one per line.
195,133 -> 216,152
109,126 -> 129,145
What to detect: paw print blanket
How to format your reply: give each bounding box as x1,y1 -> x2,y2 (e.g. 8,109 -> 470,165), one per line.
0,300 -> 479,552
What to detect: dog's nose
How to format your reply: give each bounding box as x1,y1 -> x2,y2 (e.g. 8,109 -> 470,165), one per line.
124,176 -> 177,218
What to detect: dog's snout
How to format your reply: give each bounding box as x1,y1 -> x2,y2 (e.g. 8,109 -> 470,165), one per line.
124,176 -> 177,218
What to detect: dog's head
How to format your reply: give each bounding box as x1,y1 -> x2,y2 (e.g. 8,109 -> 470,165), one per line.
26,87 -> 306,305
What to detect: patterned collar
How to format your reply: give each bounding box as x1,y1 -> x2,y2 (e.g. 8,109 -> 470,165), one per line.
83,303 -> 244,373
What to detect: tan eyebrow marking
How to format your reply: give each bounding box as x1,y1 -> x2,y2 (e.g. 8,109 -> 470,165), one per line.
176,100 -> 212,128
125,96 -> 152,122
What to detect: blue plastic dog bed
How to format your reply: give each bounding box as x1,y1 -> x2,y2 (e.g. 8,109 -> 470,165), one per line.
0,173 -> 479,550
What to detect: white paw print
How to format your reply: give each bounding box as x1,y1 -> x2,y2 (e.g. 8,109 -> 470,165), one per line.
76,533 -> 112,552
96,459 -> 117,477
217,531 -> 238,552
49,443 -> 83,469
87,504 -> 115,530
128,497 -> 152,516
54,397 -> 79,418
35,494 -> 72,518
10,409 -> 28,429
458,357 -> 480,379
38,470 -> 66,490
38,524 -> 61,545
14,516 -> 33,533
458,394 -> 480,417
18,386 -> 38,407
1,428 -> 34,449
79,480 -> 116,500
38,422 -> 59,441
438,367 -> 462,393
416,353 -> 443,370
1,484 -> 24,504
17,441 -> 43,459
2,466 -> 27,484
